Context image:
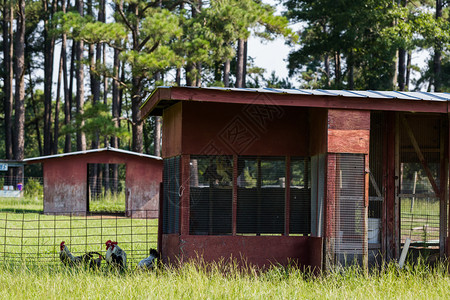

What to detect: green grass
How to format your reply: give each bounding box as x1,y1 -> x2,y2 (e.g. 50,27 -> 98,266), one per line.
0,260 -> 449,299
400,198 -> 440,243
0,192 -> 127,214
0,197 -> 43,213
89,192 -> 126,213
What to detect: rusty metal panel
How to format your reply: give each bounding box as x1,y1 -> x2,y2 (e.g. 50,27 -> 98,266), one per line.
178,235 -> 322,270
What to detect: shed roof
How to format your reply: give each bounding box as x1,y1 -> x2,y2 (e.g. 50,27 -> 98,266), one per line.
24,146 -> 162,163
141,86 -> 450,117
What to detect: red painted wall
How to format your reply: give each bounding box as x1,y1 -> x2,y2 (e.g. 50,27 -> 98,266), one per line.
162,103 -> 183,158
162,234 -> 322,270
41,151 -> 162,216
181,102 -> 310,156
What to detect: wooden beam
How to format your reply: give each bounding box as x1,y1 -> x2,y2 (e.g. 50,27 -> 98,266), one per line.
400,114 -> 440,197
369,169 -> 382,198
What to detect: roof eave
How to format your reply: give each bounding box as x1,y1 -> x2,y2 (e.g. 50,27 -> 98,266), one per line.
140,87 -> 173,118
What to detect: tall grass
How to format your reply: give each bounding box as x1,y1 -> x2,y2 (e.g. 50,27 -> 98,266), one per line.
0,260 -> 449,299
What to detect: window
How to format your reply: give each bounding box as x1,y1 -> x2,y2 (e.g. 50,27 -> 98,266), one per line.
237,157 -> 285,234
290,157 -> 311,234
189,156 -> 233,235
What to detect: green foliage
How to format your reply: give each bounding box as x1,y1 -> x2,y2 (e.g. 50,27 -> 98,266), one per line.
62,102 -> 129,143
24,178 -> 43,200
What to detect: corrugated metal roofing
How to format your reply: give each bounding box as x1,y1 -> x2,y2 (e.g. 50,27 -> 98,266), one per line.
158,86 -> 450,102
24,146 -> 162,162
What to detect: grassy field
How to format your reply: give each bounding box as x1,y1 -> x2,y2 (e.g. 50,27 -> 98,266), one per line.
0,260 -> 449,299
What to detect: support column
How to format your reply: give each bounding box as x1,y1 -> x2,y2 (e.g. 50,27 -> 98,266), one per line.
180,154 -> 190,236
325,109 -> 370,268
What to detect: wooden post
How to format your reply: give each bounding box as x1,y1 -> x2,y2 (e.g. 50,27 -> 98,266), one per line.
384,112 -> 396,261
232,155 -> 237,236
394,113 -> 400,259
285,156 -> 291,236
180,154 -> 190,236
440,117 -> 448,257
411,172 -> 417,212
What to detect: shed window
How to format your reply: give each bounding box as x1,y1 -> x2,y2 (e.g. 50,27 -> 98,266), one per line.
237,157 -> 285,234
290,157 -> 311,234
189,156 -> 233,235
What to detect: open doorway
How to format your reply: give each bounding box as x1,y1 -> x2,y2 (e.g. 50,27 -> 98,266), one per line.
87,163 -> 126,213
398,114 -> 446,262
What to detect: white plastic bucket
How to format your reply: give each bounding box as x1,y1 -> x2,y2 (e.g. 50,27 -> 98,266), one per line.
368,218 -> 381,244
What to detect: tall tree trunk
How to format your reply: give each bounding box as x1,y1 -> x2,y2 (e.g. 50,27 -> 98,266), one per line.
43,0 -> 56,155
195,63 -> 202,87
185,63 -> 194,86
155,117 -> 161,156
111,48 -> 120,194
397,0 -> 407,91
131,77 -> 144,153
75,0 -> 86,151
28,72 -> 43,156
53,53 -> 63,154
434,0 -> 442,92
324,54 -> 330,88
236,39 -> 245,88
334,51 -> 341,87
405,51 -> 411,90
243,40 -> 247,88
2,0 -> 13,161
347,51 -> 354,90
62,0 -> 71,153
224,59 -> 230,87
398,48 -> 406,91
14,0 -> 26,166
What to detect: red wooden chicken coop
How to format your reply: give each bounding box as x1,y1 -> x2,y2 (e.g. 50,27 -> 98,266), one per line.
142,87 -> 450,270
25,147 -> 162,217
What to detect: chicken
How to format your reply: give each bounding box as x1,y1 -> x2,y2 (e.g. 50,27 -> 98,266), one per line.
89,253 -> 105,270
59,241 -> 104,269
137,248 -> 160,270
105,240 -> 127,271
59,241 -> 78,267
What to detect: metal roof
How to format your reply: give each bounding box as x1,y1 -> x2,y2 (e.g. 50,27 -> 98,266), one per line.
141,86 -> 450,117
169,86 -> 450,101
24,146 -> 162,162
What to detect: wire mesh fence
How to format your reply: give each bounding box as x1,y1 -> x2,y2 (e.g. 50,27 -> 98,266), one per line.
0,210 -> 158,266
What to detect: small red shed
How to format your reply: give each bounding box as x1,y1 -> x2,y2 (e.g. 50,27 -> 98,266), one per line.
25,147 -> 162,217
142,87 -> 450,270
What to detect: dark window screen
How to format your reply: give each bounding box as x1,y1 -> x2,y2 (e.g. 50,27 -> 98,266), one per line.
237,157 -> 285,234
189,156 -> 233,235
162,156 -> 180,234
290,157 -> 311,234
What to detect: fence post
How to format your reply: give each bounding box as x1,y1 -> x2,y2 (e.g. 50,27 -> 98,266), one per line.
3,213 -> 7,262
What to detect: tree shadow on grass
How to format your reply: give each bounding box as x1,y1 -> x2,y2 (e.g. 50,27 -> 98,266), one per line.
0,208 -> 43,214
